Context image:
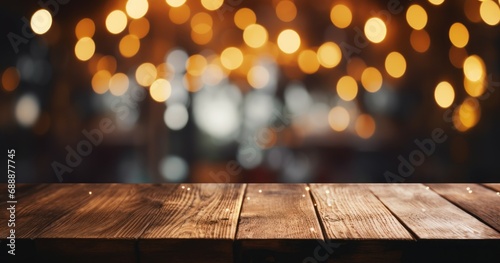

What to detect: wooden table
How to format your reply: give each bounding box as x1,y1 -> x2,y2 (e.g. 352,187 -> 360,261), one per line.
1,183 -> 499,263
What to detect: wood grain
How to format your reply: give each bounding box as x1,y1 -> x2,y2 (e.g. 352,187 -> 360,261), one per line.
427,184 -> 500,232
236,184 -> 323,263
310,184 -> 413,240
369,184 -> 500,239
483,183 -> 500,193
139,184 -> 245,263
35,184 -> 177,263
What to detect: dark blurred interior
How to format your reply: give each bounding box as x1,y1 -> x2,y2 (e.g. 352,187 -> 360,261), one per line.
1,0 -> 500,183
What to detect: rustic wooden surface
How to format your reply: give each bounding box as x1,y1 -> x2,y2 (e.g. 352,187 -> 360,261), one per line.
1,183 -> 499,263
368,184 -> 500,239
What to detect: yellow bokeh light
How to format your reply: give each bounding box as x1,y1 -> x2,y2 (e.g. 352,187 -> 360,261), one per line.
126,0 -> 149,19
169,4 -> 191,24
74,37 -> 95,61
463,55 -> 485,82
361,67 -> 383,93
150,78 -> 171,102
191,12 -> 213,34
191,29 -> 213,45
201,0 -> 224,11
166,0 -> 186,8
106,10 -> 128,34
330,4 -> 352,28
157,63 -> 173,80
247,65 -> 270,89
317,42 -> 341,68
449,23 -> 469,48
31,9 -> 52,35
480,0 -> 500,26
406,5 -> 428,30
129,17 -> 150,39
355,114 -> 376,139
186,54 -> 207,76
75,18 -> 95,39
298,49 -> 320,74
92,70 -> 111,94
243,24 -> 268,48
328,106 -> 350,132
2,67 -> 20,92
385,52 -> 406,78
428,0 -> 445,5
337,76 -> 358,102
464,76 -> 486,97
97,55 -> 117,74
135,63 -> 157,87
449,46 -> 468,69
234,8 -> 256,30
277,29 -> 301,54
364,17 -> 387,43
220,47 -> 243,70
119,34 -> 140,58
434,81 -> 455,108
410,29 -> 430,53
276,0 -> 297,22
458,98 -> 480,129
109,73 -> 129,96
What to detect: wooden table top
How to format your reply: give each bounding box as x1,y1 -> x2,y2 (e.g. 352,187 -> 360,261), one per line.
1,183 -> 499,263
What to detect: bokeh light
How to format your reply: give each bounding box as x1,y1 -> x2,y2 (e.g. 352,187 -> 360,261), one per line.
2,67 -> 20,92
449,22 -> 469,48
428,0 -> 445,5
364,17 -> 387,43
169,4 -> 191,24
201,0 -> 224,11
191,12 -> 212,34
126,0 -> 149,19
463,55 -> 485,81
220,47 -> 243,70
355,114 -> 376,139
317,42 -> 341,68
336,75 -> 358,101
150,78 -> 171,102
109,73 -> 129,96
75,18 -> 95,39
164,104 -> 189,130
277,29 -> 301,54
186,54 -> 207,76
119,34 -> 140,58
135,63 -> 157,87
15,94 -> 40,128
92,70 -> 111,94
480,0 -> 500,26
97,55 -> 117,74
328,106 -> 350,132
330,4 -> 352,28
406,4 -> 428,30
276,0 -> 297,22
247,65 -> 270,89
74,37 -> 96,61
410,29 -> 430,53
298,49 -> 320,74
106,10 -> 128,34
234,8 -> 256,30
31,9 -> 52,35
361,67 -> 383,93
449,46 -> 468,68
434,81 -> 455,108
129,17 -> 150,39
385,52 -> 406,78
166,0 -> 186,8
243,24 -> 268,48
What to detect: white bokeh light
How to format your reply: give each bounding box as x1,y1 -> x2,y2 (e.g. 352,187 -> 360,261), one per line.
164,103 -> 189,130
15,93 -> 40,128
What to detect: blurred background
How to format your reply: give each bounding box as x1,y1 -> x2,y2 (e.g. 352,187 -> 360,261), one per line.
1,0 -> 500,183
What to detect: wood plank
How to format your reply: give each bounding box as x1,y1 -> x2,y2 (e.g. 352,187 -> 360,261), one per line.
369,184 -> 500,239
139,184 -> 245,263
1,184 -> 111,262
483,183 -> 500,193
236,184 -> 323,263
427,184 -> 500,232
36,184 -> 177,263
310,184 -> 413,240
